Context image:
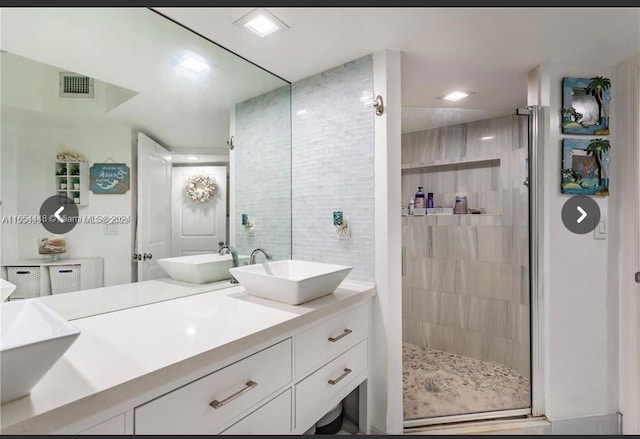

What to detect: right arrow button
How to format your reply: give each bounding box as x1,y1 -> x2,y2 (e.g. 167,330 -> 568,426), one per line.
562,195 -> 600,234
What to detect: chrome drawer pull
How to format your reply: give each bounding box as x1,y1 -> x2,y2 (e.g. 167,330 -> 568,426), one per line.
328,368 -> 352,385
328,328 -> 352,342
209,380 -> 257,409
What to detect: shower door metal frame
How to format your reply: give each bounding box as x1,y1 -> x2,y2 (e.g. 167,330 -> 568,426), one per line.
403,106 -> 544,430
523,105 -> 545,418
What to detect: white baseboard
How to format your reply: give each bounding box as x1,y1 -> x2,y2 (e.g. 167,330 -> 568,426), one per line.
551,413 -> 621,435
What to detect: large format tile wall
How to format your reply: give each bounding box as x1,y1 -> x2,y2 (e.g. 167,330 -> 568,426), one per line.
291,55 -> 375,282
401,114 -> 530,378
234,85 -> 292,260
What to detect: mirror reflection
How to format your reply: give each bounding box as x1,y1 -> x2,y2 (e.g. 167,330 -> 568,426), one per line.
0,8 -> 292,312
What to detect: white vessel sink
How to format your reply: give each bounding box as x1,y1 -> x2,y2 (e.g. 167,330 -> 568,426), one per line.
230,260 -> 352,305
1,299 -> 80,403
0,278 -> 16,302
157,253 -> 250,284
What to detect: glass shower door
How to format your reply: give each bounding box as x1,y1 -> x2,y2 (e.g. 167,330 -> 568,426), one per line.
401,110 -> 531,425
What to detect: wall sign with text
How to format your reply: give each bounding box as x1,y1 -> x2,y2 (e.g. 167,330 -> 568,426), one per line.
90,163 -> 130,194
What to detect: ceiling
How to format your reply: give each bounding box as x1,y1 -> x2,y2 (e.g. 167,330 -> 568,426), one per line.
401,107 -> 510,134
2,8 -> 638,144
158,7 -> 640,114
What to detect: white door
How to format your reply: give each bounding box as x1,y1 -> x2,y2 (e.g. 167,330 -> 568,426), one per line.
171,166 -> 227,256
137,133 -> 172,281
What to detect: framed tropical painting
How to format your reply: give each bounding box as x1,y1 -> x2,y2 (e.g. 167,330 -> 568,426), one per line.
561,138 -> 610,196
561,77 -> 611,135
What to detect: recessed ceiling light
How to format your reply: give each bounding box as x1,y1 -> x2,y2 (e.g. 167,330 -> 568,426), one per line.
186,156 -> 199,161
481,136 -> 494,141
234,8 -> 289,39
179,55 -> 210,73
296,109 -> 307,115
442,91 -> 470,102
245,15 -> 279,37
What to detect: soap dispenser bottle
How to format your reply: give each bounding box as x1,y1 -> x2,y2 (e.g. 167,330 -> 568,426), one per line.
415,187 -> 426,209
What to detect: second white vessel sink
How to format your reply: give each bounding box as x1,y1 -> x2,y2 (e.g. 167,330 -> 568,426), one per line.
1,299 -> 80,403
230,260 -> 352,305
158,253 -> 250,284
0,278 -> 17,302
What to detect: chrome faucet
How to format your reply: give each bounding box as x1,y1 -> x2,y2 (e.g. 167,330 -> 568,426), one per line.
219,245 -> 239,284
250,248 -> 273,265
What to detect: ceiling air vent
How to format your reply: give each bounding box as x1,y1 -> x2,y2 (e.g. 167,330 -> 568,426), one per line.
59,73 -> 94,98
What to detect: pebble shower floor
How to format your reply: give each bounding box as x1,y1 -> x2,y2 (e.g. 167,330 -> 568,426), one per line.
403,343 -> 530,420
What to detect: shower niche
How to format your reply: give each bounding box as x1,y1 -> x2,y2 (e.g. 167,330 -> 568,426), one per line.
401,113 -> 530,423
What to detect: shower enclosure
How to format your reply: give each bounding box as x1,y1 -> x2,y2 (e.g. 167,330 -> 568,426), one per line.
401,111 -> 533,427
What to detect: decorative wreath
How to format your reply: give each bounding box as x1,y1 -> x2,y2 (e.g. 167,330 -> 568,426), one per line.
185,175 -> 216,203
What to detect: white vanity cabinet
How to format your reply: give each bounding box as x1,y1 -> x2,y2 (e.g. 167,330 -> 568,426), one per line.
131,302 -> 369,435
292,304 -> 369,433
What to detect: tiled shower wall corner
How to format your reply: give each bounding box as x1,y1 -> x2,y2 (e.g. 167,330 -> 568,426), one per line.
291,55 -> 375,282
235,85 -> 292,260
401,114 -> 531,378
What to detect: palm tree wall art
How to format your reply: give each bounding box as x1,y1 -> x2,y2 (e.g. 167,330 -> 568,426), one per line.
562,77 -> 611,135
561,138 -> 611,196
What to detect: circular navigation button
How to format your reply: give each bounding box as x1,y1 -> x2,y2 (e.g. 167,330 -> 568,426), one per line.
39,195 -> 79,234
561,195 -> 600,234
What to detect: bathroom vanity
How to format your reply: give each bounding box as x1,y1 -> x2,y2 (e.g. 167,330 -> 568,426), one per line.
0,280 -> 375,434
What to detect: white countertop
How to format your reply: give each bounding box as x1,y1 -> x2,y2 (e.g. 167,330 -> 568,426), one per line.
0,279 -> 375,434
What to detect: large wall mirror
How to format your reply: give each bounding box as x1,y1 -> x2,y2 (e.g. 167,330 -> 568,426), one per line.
0,8 -> 292,315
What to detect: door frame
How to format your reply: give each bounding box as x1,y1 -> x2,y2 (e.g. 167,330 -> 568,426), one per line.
526,105 -> 545,418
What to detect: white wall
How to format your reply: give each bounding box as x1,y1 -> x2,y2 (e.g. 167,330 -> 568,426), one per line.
531,59 -> 619,423
1,108 -> 133,287
371,49 -> 403,434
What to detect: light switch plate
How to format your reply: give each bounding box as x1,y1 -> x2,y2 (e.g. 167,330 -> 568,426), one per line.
104,223 -> 119,235
594,220 -> 607,240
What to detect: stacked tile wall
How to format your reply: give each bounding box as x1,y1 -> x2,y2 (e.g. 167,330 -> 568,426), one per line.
291,55 -> 375,282
234,85 -> 292,260
401,114 -> 530,378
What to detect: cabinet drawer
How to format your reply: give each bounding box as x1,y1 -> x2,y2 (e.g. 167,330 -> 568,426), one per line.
78,414 -> 125,435
295,304 -> 367,377
295,339 -> 367,431
135,339 -> 292,434
221,389 -> 291,435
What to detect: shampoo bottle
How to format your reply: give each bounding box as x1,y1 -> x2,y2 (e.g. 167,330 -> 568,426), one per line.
409,198 -> 415,215
415,187 -> 426,209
